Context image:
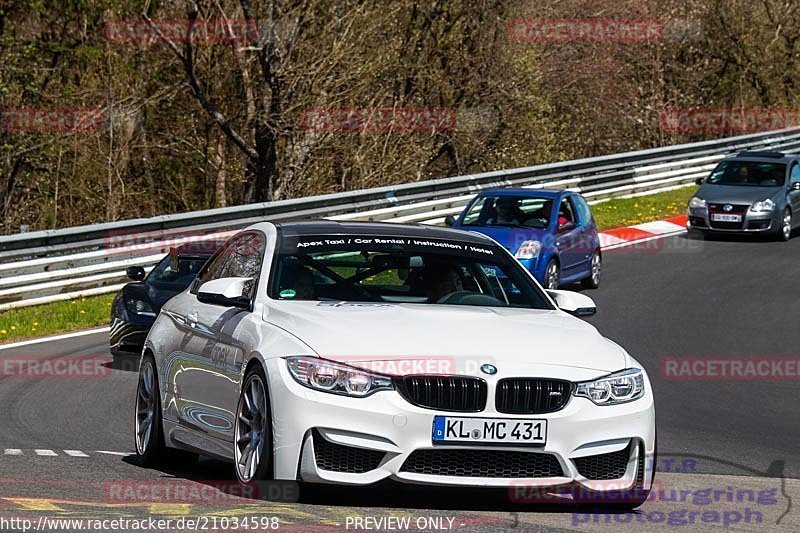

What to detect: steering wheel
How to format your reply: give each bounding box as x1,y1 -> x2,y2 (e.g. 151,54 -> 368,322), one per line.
436,291 -> 504,306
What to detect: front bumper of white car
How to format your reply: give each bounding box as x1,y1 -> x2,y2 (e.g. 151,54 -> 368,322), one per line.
265,359 -> 655,496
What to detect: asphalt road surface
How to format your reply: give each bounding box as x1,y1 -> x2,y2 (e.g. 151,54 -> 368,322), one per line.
0,232 -> 798,532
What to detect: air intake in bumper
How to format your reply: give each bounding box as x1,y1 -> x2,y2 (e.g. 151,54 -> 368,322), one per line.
312,431 -> 386,474
400,449 -> 564,478
573,443 -> 632,480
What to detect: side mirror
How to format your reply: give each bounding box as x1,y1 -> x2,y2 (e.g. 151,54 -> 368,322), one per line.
695,177 -> 705,185
444,214 -> 457,227
547,289 -> 596,317
126,266 -> 146,281
791,182 -> 800,191
197,277 -> 253,308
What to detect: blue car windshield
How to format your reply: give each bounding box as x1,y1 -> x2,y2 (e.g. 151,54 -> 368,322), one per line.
707,161 -> 786,187
461,195 -> 551,228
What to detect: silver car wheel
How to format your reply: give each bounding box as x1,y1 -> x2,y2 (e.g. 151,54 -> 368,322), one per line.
135,362 -> 155,454
782,210 -> 792,240
546,261 -> 560,290
235,374 -> 268,482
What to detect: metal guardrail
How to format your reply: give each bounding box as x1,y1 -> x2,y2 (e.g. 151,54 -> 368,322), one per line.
2,126 -> 800,310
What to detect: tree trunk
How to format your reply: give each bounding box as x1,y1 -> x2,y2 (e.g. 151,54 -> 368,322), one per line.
214,134 -> 227,208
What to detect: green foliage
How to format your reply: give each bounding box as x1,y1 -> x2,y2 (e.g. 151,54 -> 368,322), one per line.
0,0 -> 796,234
0,294 -> 114,342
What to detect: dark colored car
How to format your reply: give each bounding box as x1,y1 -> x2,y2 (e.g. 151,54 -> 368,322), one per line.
446,189 -> 601,290
110,245 -> 217,360
687,151 -> 800,240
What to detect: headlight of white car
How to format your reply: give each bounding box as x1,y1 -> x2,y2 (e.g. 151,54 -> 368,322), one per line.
688,197 -> 707,209
574,368 -> 645,405
515,240 -> 542,259
750,198 -> 775,213
285,356 -> 394,397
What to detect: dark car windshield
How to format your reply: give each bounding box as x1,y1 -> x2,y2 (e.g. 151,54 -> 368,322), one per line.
269,235 -> 553,310
706,161 -> 786,187
147,256 -> 209,290
461,195 -> 552,228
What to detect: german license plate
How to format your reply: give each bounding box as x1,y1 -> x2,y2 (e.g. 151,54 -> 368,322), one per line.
432,416 -> 546,445
711,213 -> 741,222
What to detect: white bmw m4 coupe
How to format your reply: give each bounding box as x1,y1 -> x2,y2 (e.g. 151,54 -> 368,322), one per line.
135,221 -> 655,507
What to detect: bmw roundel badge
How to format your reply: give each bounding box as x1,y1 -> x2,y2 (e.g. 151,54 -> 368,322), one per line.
480,363 -> 497,375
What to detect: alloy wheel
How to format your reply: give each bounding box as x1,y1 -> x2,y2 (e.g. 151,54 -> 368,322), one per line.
546,261 -> 560,290
782,210 -> 792,241
591,254 -> 601,285
235,374 -> 269,482
135,362 -> 155,454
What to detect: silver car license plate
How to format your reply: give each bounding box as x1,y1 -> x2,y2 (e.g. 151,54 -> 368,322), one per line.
711,213 -> 742,222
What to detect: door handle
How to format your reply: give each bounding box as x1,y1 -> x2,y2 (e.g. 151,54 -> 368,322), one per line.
187,312 -> 198,326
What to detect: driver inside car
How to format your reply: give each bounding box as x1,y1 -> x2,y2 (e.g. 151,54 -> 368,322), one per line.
280,264 -> 315,299
422,262 -> 464,302
487,197 -> 523,225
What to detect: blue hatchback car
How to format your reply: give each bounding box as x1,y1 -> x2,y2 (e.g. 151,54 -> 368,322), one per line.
447,189 -> 601,290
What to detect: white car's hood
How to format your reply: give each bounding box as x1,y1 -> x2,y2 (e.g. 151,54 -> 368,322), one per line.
264,301 -> 627,375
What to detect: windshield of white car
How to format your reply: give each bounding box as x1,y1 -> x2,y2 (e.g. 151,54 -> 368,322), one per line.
706,161 -> 786,187
269,235 -> 553,309
461,195 -> 551,229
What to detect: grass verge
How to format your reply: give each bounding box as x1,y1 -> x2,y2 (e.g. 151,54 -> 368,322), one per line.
0,186 -> 696,344
0,294 -> 114,344
591,185 -> 695,231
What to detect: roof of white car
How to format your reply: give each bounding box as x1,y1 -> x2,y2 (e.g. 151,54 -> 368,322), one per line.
251,220 -> 497,245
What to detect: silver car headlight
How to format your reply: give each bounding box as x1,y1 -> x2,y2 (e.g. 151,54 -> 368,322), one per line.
688,197 -> 706,209
750,198 -> 775,213
285,356 -> 393,397
574,368 -> 645,405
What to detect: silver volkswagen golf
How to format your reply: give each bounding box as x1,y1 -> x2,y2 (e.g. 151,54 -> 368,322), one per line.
687,151 -> 800,240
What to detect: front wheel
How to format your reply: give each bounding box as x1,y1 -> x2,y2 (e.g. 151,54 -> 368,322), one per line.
234,365 -> 273,484
580,251 -> 601,289
544,259 -> 560,290
778,208 -> 792,241
135,355 -> 166,465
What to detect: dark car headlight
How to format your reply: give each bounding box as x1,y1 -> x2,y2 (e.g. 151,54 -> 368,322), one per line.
574,368 -> 645,405
124,297 -> 156,317
285,356 -> 393,397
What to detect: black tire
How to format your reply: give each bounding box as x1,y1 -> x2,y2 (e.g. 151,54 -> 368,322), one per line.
234,364 -> 274,484
544,259 -> 560,290
134,354 -> 167,465
580,251 -> 601,289
134,354 -> 197,467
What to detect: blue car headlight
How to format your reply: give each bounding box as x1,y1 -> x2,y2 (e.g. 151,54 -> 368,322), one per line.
515,240 -> 542,259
